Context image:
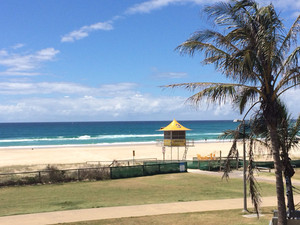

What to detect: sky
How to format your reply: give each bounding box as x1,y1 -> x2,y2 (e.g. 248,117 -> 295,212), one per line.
0,0 -> 299,122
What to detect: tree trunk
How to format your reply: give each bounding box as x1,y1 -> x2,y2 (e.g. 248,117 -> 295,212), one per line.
285,175 -> 295,218
269,127 -> 287,225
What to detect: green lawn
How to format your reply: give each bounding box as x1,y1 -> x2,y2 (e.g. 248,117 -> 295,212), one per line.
57,208 -> 275,225
0,172 -> 276,217
254,168 -> 300,180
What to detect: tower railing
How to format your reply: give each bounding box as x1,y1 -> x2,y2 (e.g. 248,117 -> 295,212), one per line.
156,139 -> 194,147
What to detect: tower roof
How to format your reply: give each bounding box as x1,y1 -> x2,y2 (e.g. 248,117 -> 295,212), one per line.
159,119 -> 191,131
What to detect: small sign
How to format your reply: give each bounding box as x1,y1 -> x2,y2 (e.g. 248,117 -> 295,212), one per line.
179,162 -> 186,172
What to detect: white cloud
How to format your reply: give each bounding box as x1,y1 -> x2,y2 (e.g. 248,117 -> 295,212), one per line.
0,92 -> 247,122
0,50 -> 8,56
265,0 -> 300,11
0,79 -> 244,122
61,21 -> 113,42
125,0 -> 180,14
60,0 -> 212,43
125,0 -> 300,15
0,94 -> 187,121
125,0 -> 220,15
0,48 -> 59,76
291,11 -> 300,19
155,72 -> 188,79
12,43 -> 25,49
60,0 -> 298,43
280,88 -> 300,118
0,81 -> 137,96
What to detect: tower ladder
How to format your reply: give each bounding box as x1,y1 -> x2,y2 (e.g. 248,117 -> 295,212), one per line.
182,147 -> 188,160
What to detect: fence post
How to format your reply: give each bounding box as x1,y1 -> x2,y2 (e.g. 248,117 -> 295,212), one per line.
236,151 -> 239,170
219,151 -> 222,171
38,171 -> 41,183
77,169 -> 80,181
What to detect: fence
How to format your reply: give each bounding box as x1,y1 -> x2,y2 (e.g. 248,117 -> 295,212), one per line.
86,158 -> 158,167
186,158 -> 300,171
110,162 -> 187,179
186,157 -> 241,171
1,158 -> 298,186
0,166 -> 110,186
0,161 -> 187,186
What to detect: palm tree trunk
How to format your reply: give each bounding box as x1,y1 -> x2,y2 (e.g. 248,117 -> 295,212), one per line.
285,175 -> 295,217
269,127 -> 287,225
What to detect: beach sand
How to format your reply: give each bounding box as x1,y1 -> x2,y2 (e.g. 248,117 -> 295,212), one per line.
0,141 -> 299,167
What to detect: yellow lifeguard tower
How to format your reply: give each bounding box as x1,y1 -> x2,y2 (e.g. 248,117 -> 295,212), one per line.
158,119 -> 194,160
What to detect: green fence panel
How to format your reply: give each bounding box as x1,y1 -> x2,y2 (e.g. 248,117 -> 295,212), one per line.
187,161 -> 199,169
143,161 -> 160,165
291,160 -> 300,168
111,162 -> 187,179
252,161 -> 274,168
187,159 -> 240,171
111,165 -> 143,179
188,158 -> 300,171
143,164 -> 160,176
198,161 -> 219,171
159,163 -> 181,174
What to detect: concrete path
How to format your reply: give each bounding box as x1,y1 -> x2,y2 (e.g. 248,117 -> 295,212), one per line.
1,195 -> 300,225
1,169 -> 299,225
188,169 -> 300,185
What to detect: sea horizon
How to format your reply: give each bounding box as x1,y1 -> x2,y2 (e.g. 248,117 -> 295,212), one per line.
0,119 -> 235,124
0,120 -> 238,148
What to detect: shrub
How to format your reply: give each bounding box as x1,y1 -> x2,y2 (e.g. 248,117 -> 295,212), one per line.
78,167 -> 110,181
41,165 -> 66,183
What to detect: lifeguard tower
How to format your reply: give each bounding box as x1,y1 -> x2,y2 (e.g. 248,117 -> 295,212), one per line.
158,119 -> 194,160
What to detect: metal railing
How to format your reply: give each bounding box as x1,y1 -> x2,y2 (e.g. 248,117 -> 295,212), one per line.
156,139 -> 195,147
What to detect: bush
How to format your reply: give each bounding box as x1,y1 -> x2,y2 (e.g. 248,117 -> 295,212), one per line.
0,165 -> 112,187
78,167 -> 110,181
41,165 -> 66,183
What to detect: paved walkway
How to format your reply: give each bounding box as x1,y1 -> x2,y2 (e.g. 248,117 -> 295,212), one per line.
189,169 -> 300,185
1,169 -> 299,225
0,196 -> 296,225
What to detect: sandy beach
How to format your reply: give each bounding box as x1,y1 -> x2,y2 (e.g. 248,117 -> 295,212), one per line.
0,141 -> 299,167
0,141 -> 236,167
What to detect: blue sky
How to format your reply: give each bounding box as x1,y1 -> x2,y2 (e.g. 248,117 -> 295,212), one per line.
0,0 -> 299,122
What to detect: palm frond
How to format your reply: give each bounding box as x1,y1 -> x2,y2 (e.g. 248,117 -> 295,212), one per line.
247,138 -> 262,216
163,82 -> 262,107
222,139 -> 239,180
275,46 -> 300,89
278,15 -> 300,59
219,129 -> 242,140
234,87 -> 260,114
187,84 -> 238,105
285,115 -> 300,153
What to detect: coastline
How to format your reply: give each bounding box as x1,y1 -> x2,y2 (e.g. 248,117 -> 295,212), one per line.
0,140 -> 298,167
0,139 -> 232,150
0,141 -> 236,167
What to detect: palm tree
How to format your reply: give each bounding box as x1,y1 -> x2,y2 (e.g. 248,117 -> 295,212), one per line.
221,103 -> 300,217
166,1 -> 300,224
251,104 -> 300,219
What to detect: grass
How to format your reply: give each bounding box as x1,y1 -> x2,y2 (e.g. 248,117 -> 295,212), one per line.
0,172 -> 277,217
0,163 -> 91,173
254,168 -> 300,180
56,207 -> 275,225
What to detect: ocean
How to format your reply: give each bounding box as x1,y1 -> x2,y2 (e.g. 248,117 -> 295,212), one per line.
0,120 -> 238,148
